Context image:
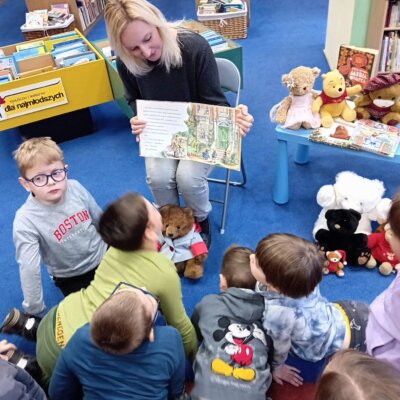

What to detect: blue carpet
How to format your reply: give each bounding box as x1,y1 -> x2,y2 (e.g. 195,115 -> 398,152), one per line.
0,0 -> 397,356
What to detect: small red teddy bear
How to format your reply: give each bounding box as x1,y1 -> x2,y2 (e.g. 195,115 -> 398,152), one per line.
323,250 -> 347,277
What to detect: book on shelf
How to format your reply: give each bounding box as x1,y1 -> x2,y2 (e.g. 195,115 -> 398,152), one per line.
337,45 -> 378,89
137,99 -> 241,170
200,29 -> 230,53
309,119 -> 400,157
379,31 -> 400,73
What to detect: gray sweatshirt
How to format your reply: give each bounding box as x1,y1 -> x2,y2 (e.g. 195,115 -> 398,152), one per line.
13,179 -> 107,314
191,288 -> 272,400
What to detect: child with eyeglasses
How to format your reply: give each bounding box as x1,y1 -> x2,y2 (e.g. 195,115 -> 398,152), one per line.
12,137 -> 107,315
1,192 -> 197,385
49,284 -> 187,400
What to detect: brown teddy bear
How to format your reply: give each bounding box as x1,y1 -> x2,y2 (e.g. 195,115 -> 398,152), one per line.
354,73 -> 400,125
312,69 -> 362,128
323,250 -> 347,277
271,66 -> 321,130
159,205 -> 208,279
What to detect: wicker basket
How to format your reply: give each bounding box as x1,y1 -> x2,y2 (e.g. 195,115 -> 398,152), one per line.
196,3 -> 247,39
21,15 -> 75,41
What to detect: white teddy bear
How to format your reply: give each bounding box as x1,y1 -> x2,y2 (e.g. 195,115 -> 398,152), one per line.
312,171 -> 392,238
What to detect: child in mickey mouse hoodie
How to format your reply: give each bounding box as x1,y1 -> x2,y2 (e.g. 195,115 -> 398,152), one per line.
191,246 -> 272,400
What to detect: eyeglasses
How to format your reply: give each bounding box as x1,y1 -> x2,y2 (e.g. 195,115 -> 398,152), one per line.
24,167 -> 68,187
111,282 -> 160,324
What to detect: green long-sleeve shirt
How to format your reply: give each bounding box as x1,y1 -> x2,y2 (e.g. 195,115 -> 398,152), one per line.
58,248 -> 198,359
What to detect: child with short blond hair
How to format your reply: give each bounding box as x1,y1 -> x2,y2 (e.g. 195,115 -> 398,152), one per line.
251,233 -> 369,387
49,285 -> 186,399
12,137 -> 107,315
191,245 -> 272,400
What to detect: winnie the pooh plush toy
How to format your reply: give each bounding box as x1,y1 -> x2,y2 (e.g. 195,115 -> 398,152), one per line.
312,69 -> 362,128
271,66 -> 321,129
159,204 -> 208,279
354,73 -> 400,125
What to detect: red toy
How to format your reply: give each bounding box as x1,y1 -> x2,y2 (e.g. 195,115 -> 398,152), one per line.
368,223 -> 400,275
323,250 -> 347,277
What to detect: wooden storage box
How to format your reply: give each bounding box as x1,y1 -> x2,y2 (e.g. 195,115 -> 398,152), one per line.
196,2 -> 247,39
0,29 -> 113,132
21,15 -> 76,40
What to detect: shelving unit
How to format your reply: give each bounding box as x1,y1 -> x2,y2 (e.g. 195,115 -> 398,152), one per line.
366,0 -> 400,73
324,0 -> 373,70
24,0 -> 105,36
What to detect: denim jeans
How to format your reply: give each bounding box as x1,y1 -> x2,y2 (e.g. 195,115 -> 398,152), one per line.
145,157 -> 213,221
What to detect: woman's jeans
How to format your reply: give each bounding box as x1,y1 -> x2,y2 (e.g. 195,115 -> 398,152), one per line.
145,157 -> 213,221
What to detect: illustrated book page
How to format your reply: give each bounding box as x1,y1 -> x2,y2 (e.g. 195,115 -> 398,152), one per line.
308,120 -> 358,150
137,100 -> 241,170
349,119 -> 400,157
337,45 -> 378,89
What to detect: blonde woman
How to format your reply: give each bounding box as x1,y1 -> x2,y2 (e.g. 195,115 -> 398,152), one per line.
104,0 -> 254,245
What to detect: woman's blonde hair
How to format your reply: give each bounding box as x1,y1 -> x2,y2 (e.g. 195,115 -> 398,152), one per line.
315,349 -> 400,400
104,0 -> 182,76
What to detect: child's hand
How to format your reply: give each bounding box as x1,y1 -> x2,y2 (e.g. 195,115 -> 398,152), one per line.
0,339 -> 16,360
235,104 -> 254,137
130,116 -> 147,142
272,363 -> 303,386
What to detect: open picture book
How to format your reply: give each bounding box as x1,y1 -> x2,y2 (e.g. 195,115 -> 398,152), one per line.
309,119 -> 400,157
137,99 -> 241,170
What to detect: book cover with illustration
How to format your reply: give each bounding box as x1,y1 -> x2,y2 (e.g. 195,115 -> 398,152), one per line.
309,119 -> 400,157
308,120 -> 358,150
349,119 -> 400,157
137,99 -> 241,170
337,45 -> 379,89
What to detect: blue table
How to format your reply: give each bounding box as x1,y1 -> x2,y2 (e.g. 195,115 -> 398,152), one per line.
273,125 -> 400,205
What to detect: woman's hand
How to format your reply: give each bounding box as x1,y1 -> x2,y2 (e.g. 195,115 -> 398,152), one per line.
235,104 -> 254,137
130,116 -> 147,142
0,339 -> 16,361
272,363 -> 303,387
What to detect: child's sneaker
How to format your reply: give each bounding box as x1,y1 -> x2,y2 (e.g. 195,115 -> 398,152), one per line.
0,308 -> 40,341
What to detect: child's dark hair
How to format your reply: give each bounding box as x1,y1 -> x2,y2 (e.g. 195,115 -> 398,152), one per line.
255,233 -> 324,298
315,349 -> 400,400
389,193 -> 400,238
99,192 -> 148,251
221,245 -> 255,289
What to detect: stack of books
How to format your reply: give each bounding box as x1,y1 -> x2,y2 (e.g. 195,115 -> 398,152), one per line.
200,29 -> 230,53
24,4 -> 71,29
0,32 -> 98,84
197,0 -> 245,14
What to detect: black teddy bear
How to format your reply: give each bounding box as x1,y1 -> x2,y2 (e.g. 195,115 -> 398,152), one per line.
315,208 -> 374,267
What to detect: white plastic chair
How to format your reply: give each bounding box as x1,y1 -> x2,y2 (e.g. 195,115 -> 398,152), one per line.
208,58 -> 247,234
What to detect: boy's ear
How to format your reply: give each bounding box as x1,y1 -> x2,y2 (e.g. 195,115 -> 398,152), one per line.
219,274 -> 228,291
18,177 -> 32,193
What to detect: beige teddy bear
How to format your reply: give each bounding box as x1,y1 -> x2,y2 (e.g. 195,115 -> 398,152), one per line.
272,66 -> 321,130
312,69 -> 362,128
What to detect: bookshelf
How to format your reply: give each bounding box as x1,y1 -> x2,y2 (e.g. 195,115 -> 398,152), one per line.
0,30 -> 113,132
366,0 -> 400,74
24,0 -> 105,36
